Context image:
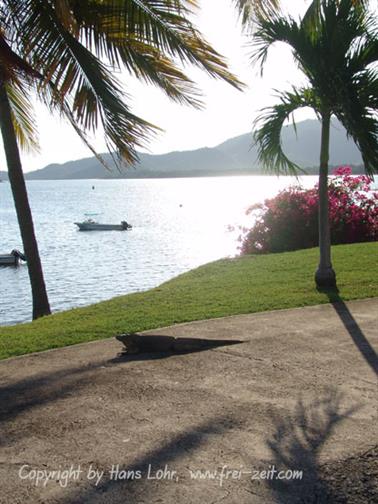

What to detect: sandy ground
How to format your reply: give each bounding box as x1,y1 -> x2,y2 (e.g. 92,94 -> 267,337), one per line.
0,298 -> 377,504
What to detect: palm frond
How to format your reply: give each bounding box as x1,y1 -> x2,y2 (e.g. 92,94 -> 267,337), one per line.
250,12 -> 301,73
45,79 -> 114,170
5,80 -> 39,153
302,0 -> 370,35
67,0 -> 244,90
77,28 -> 204,108
346,19 -> 378,73
0,31 -> 40,79
53,0 -> 79,36
115,40 -> 204,107
232,0 -> 280,27
254,87 -> 318,175
336,68 -> 378,175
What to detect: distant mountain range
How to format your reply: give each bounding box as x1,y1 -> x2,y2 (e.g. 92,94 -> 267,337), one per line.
0,118 -> 364,181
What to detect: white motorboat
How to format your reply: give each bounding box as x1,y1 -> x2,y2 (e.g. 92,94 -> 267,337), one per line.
74,219 -> 132,231
0,249 -> 27,266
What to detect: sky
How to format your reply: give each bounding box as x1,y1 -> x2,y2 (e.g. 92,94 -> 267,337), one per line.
0,0 -> 318,173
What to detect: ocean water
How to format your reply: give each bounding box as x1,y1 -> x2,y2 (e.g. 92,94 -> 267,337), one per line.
0,176 -> 317,325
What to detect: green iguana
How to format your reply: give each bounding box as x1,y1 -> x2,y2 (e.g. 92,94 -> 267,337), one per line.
115,333 -> 245,354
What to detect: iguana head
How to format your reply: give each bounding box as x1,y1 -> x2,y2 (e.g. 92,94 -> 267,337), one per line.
115,333 -> 140,354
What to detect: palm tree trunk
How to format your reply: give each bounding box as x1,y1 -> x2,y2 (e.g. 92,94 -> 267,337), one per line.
0,78 -> 51,319
315,111 -> 336,289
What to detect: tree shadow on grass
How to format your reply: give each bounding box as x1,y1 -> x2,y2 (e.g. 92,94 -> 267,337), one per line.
318,288 -> 378,376
264,389 -> 360,503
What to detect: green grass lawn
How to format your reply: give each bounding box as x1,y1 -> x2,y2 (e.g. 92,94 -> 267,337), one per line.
0,242 -> 377,360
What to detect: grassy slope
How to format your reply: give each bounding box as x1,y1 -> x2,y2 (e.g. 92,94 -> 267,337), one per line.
0,242 -> 377,360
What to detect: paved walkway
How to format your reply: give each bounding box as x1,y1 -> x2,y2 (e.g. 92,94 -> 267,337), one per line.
0,298 -> 377,503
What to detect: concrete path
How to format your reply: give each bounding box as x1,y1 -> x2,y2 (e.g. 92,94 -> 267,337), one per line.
0,299 -> 377,504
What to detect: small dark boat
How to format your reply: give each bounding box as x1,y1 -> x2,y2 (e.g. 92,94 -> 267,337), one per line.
0,249 -> 27,266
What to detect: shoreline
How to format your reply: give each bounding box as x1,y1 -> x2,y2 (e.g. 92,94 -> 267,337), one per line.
0,242 -> 377,360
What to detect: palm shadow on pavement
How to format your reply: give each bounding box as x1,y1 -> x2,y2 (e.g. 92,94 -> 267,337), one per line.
318,288 -> 378,376
263,389 -> 362,503
55,413 -> 243,504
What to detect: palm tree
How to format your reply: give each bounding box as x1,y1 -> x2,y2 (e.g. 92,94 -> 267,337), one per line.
249,0 -> 378,288
0,0 -> 244,320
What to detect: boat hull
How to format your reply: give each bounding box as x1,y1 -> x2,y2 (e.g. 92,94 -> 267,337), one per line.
0,250 -> 26,266
0,255 -> 18,266
75,223 -> 130,231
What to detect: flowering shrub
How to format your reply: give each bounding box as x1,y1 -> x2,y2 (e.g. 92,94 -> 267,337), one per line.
239,166 -> 378,254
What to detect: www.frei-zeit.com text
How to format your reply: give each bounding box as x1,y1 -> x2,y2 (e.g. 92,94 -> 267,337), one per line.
18,464 -> 303,488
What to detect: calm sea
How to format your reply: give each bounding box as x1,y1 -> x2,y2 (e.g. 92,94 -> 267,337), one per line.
0,176 -> 317,325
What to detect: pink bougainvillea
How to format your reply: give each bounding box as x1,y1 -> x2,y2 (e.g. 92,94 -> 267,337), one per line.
239,168 -> 378,255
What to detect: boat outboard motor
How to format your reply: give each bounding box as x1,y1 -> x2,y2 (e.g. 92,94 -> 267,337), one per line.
121,221 -> 132,230
11,249 -> 27,261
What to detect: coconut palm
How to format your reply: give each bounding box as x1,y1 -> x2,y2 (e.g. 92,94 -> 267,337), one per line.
0,0 -> 244,320
249,0 -> 378,288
